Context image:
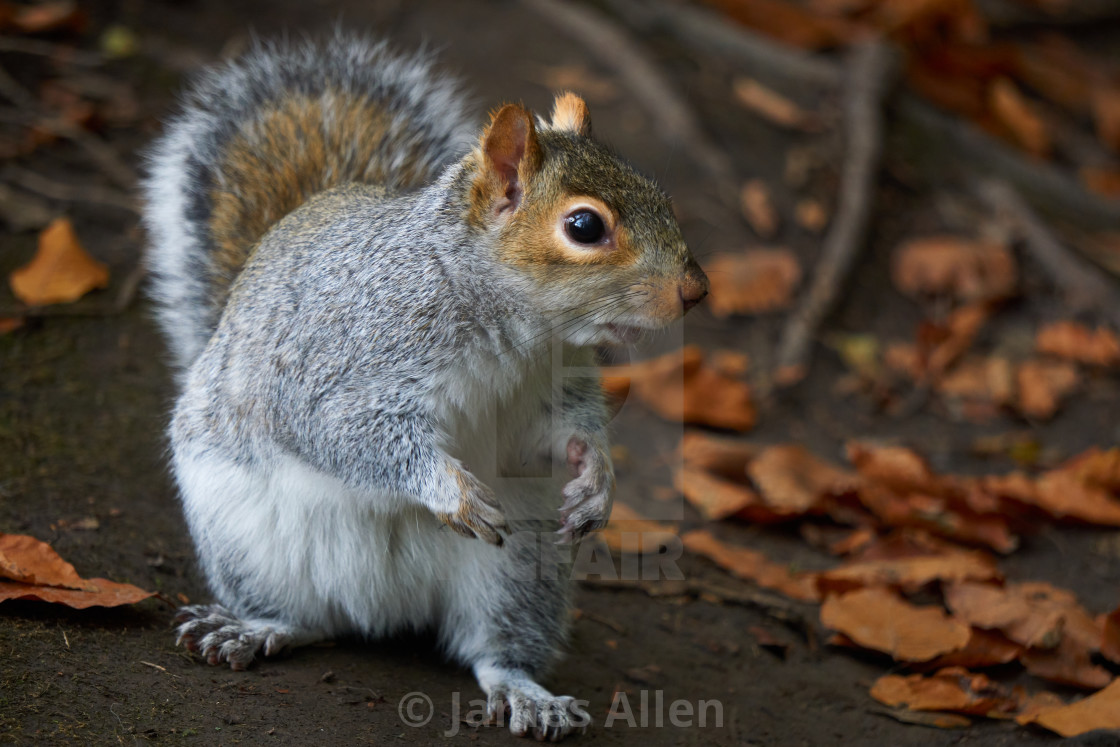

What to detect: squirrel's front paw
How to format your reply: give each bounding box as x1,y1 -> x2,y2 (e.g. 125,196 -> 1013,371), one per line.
557,435 -> 614,544
437,465 -> 509,546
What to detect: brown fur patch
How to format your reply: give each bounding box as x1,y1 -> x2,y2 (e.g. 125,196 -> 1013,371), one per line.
209,91 -> 430,312
549,92 -> 591,136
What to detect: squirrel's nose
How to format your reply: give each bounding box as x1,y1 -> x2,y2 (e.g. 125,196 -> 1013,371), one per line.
679,270 -> 709,314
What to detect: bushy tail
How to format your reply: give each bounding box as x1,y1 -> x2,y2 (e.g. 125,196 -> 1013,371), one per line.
142,34 -> 473,373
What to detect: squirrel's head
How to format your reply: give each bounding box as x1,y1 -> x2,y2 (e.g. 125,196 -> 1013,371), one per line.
466,93 -> 708,346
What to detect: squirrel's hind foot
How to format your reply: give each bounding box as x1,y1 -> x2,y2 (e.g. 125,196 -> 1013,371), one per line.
480,668 -> 590,742
174,603 -> 300,671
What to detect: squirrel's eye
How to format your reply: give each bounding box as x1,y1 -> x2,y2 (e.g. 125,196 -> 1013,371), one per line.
564,210 -> 606,245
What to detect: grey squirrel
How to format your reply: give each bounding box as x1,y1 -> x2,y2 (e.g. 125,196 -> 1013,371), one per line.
142,34 -> 708,741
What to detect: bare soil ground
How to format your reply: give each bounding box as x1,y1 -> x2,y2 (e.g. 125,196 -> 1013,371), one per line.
2,0 -> 1119,744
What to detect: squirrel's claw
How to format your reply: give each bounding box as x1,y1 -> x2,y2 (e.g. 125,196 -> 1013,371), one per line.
438,474 -> 509,546
556,435 -> 614,544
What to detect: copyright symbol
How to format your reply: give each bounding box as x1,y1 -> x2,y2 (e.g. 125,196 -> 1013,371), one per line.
398,691 -> 434,727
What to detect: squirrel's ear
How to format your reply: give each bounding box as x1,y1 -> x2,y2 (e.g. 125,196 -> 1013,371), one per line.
479,104 -> 541,216
549,92 -> 591,136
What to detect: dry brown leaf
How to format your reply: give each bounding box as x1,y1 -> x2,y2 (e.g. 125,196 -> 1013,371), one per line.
682,529 -> 819,601
988,452 -> 1120,526
1036,321 -> 1120,368
821,587 -> 971,662
1014,690 -> 1067,726
704,0 -> 859,49
1021,636 -> 1113,690
1082,167 -> 1120,198
935,355 -> 1015,419
732,78 -> 822,131
0,533 -> 153,609
674,467 -> 760,521
927,304 -> 992,376
740,179 -> 779,238
9,217 -> 109,306
604,346 -> 755,430
847,442 -> 942,496
1017,682 -> 1120,738
794,198 -> 829,233
599,503 -> 679,555
747,444 -> 857,515
943,581 -> 1093,650
817,549 -> 1001,596
706,249 -> 801,317
870,668 -> 1017,716
855,483 -> 1018,552
922,628 -> 1024,669
679,431 -> 756,481
1093,85 -> 1120,152
989,77 -> 1051,157
891,236 -> 1016,302
9,1 -> 84,34
1016,359 -> 1079,420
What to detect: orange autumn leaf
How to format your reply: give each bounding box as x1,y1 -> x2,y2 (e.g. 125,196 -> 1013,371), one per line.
706,249 -> 801,317
1021,679 -> 1120,737
678,431 -> 757,481
821,587 -> 971,662
705,0 -> 858,50
1092,85 -> 1120,152
1021,636 -> 1113,690
0,533 -> 153,609
794,198 -> 829,233
891,236 -> 1016,302
870,668 -> 1017,717
9,1 -> 85,34
9,217 -> 109,306
922,628 -> 1024,670
599,503 -> 679,555
1036,321 -> 1120,368
732,77 -> 824,132
1081,167 -> 1120,198
739,179 -> 779,238
1016,359 -> 1079,420
747,444 -> 858,515
682,529 -> 819,601
1101,606 -> 1120,665
674,467 -> 761,521
943,581 -> 1096,651
989,77 -> 1051,157
816,548 -> 1001,596
604,346 -> 755,430
986,452 -> 1120,526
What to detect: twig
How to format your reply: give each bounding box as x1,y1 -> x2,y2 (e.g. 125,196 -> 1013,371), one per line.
774,40 -> 897,387
978,180 -> 1120,328
0,36 -> 104,66
625,0 -> 1120,230
604,0 -> 840,91
520,0 -> 737,200
0,66 -> 137,190
3,166 -> 138,213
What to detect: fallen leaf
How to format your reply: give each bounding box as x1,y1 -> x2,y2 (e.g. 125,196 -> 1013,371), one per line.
706,249 -> 802,317
870,668 -> 1017,716
604,346 -> 755,430
989,77 -> 1051,157
1036,321 -> 1120,368
674,467 -> 761,521
943,581 -> 1090,650
9,217 -> 109,306
817,549 -> 1001,596
1021,636 -> 1113,690
935,355 -> 1015,420
732,77 -> 822,131
821,588 -> 971,662
1016,359 -> 1079,420
9,1 -> 84,34
1082,167 -> 1120,198
682,529 -> 819,601
794,198 -> 829,233
1093,85 -> 1120,152
747,444 -> 857,515
709,350 -> 751,378
922,628 -> 1024,669
926,304 -> 992,377
1014,690 -> 1067,725
1021,679 -> 1120,736
891,236 -> 1016,302
1103,606 -> 1120,665
599,503 -> 679,555
740,179 -> 779,238
705,0 -> 859,49
0,533 -> 153,609
678,431 -> 756,481
987,455 -> 1120,526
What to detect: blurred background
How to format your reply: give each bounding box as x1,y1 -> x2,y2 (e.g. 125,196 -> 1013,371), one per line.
2,0 -> 1120,743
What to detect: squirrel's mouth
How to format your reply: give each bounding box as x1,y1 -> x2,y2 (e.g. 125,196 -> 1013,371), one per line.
602,322 -> 644,344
